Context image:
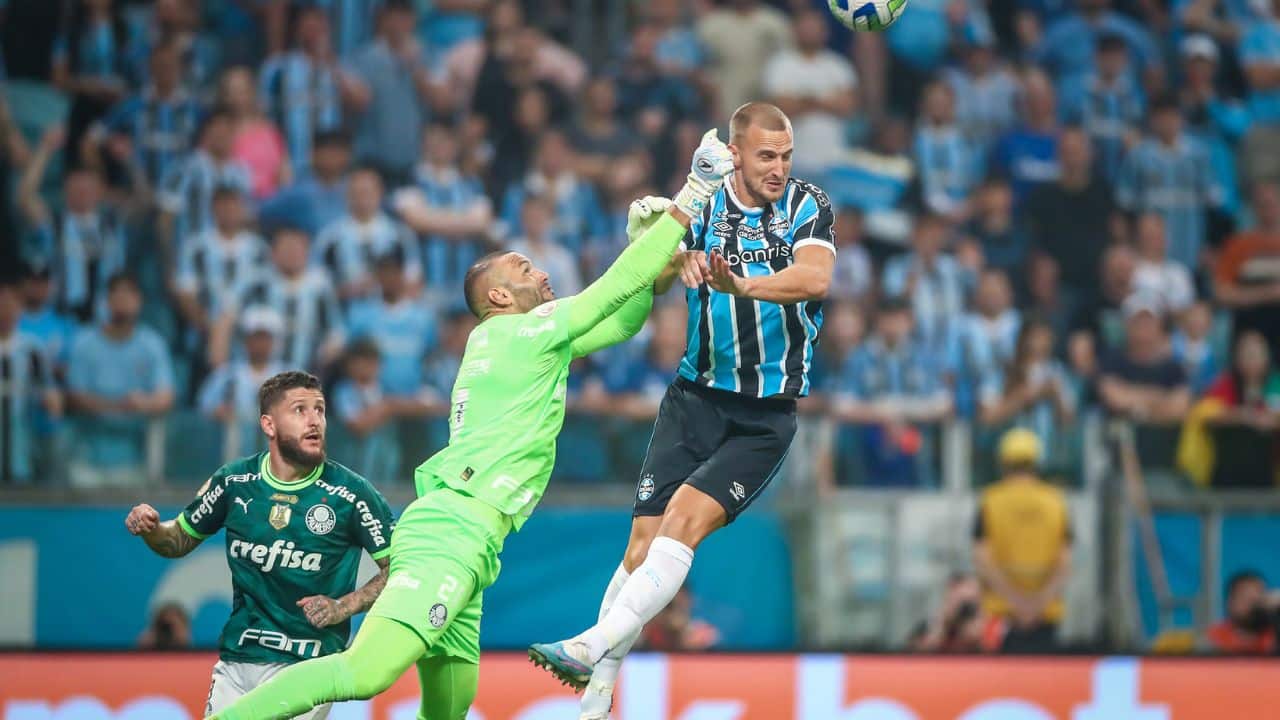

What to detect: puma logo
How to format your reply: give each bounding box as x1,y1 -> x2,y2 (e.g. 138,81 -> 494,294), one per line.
234,497 -> 253,514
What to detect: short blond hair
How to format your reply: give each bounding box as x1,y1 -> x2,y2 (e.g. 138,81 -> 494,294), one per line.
730,102 -> 792,144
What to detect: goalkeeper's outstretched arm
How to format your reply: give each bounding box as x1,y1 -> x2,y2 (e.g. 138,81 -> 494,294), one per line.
566,212 -> 687,341
566,128 -> 734,341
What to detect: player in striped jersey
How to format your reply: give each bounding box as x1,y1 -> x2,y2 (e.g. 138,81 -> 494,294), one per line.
531,103 -> 836,716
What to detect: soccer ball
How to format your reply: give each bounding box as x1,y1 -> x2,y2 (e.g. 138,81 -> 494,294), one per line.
828,0 -> 908,31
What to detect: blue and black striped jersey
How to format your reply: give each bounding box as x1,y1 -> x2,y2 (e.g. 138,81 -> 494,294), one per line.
679,178 -> 835,399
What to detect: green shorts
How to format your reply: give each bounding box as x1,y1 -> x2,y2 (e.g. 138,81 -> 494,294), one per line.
367,487 -> 512,663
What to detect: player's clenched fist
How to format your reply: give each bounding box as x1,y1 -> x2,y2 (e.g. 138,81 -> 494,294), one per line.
126,503 -> 161,535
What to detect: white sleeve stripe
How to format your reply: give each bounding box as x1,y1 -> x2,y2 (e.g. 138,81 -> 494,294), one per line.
794,238 -> 836,255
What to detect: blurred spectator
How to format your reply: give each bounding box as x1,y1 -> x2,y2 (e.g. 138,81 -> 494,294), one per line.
257,129 -> 352,236
129,0 -> 217,96
762,8 -> 857,176
647,0 -> 707,78
508,194 -> 583,297
1116,94 -> 1223,270
697,0 -> 793,121
964,178 -> 1026,277
65,273 -> 174,487
979,318 -> 1076,454
1070,242 -> 1136,348
614,23 -> 704,144
828,208 -> 874,305
1097,295 -> 1191,422
881,0 -> 976,115
17,263 -> 77,374
347,0 -> 447,185
197,306 -> 285,460
87,39 -> 202,190
18,127 -> 127,324
808,302 -> 866,404
1023,254 -> 1075,346
824,116 -> 915,246
470,15 -> 583,145
1170,300 -> 1221,394
584,152 -> 652,282
52,0 -> 133,167
914,80 -> 982,219
136,602 -> 192,651
174,187 -> 267,341
501,131 -> 606,253
1068,330 -> 1101,406
1131,213 -> 1196,314
316,0 -> 382,60
1182,331 -> 1280,487
212,226 -> 344,372
421,307 -> 476,403
0,277 -> 60,485
1023,127 -> 1122,298
219,66 -> 290,200
604,304 -> 687,421
1181,0 -> 1270,49
973,428 -> 1072,653
1179,36 -> 1248,219
908,573 -> 988,652
0,96 -> 31,265
315,167 -> 422,304
1206,571 -> 1279,653
487,84 -> 553,202
157,110 -> 253,259
637,583 -> 721,652
395,123 -> 494,296
1058,32 -> 1144,183
882,214 -> 966,353
945,23 -> 1020,154
955,269 -> 1021,417
1034,0 -> 1161,91
332,338 -> 399,487
571,76 -> 643,185
347,252 -> 438,398
258,4 -> 362,177
991,69 -> 1060,203
1215,182 -> 1280,362
1239,0 -> 1280,188
832,299 -> 953,487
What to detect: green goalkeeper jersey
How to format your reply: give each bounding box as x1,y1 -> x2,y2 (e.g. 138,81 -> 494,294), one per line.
178,453 -> 396,665
414,212 -> 688,529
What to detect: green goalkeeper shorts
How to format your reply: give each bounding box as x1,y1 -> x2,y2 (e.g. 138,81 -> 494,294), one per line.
367,486 -> 512,664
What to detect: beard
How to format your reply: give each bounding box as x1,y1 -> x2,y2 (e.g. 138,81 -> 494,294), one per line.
277,431 -> 325,468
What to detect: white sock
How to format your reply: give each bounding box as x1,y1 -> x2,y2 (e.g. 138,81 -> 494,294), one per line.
580,564 -> 636,716
576,537 -> 694,664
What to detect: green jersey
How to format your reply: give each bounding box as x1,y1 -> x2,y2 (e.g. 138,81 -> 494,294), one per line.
414,212 -> 689,529
178,453 -> 396,665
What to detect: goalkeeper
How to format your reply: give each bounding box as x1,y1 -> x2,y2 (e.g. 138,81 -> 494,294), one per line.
206,130 -> 735,720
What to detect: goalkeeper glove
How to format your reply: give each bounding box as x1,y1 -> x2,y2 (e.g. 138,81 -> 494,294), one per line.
673,129 -> 734,218
624,195 -> 675,244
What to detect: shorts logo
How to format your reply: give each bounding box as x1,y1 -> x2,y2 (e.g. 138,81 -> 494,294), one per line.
637,474 -> 655,502
305,504 -> 337,535
730,481 -> 746,503
429,603 -> 448,629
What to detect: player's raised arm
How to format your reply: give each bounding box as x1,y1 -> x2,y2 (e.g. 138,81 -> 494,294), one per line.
566,130 -> 734,340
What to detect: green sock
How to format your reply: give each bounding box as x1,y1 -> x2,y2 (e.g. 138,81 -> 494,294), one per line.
210,617 -> 426,720
416,655 -> 479,720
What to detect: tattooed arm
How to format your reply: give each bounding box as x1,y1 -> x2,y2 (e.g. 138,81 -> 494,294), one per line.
126,503 -> 203,558
297,556 -> 391,628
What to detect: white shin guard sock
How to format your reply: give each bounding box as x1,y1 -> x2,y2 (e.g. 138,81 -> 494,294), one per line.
579,537 -> 695,663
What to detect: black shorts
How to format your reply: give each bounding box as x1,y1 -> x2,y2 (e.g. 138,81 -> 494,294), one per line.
633,377 -> 797,523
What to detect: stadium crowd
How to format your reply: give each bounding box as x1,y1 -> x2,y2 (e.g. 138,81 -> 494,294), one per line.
0,0 -> 1278,493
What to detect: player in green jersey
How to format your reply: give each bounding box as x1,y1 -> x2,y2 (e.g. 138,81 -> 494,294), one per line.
204,130 -> 735,720
125,371 -> 396,720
